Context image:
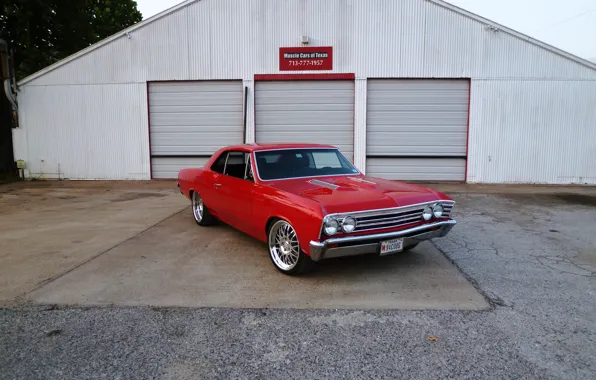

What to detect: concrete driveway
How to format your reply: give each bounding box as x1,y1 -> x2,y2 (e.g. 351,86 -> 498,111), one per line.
0,181 -> 486,310
2,181 -> 596,379
0,181 -> 187,306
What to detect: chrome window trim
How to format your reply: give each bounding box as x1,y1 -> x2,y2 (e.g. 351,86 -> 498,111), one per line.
223,152 -> 230,175
210,151 -> 229,174
215,150 -> 257,183
252,148 -> 362,183
223,150 -> 246,178
253,147 -> 341,153
244,153 -> 253,181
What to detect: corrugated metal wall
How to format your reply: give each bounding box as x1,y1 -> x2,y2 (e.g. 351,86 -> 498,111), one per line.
14,0 -> 596,182
468,80 -> 596,184
16,84 -> 149,180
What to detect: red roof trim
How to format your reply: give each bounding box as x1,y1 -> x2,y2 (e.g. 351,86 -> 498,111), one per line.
254,73 -> 355,81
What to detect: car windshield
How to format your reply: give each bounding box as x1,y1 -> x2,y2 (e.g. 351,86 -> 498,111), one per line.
254,148 -> 360,180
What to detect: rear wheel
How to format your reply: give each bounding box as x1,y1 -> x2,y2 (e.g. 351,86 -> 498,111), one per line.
191,191 -> 215,226
268,219 -> 314,275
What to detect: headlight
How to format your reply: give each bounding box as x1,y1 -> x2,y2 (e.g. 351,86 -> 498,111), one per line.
324,218 -> 339,235
342,217 -> 356,233
422,206 -> 433,221
433,203 -> 444,218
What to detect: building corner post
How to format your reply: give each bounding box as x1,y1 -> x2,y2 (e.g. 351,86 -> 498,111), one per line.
353,78 -> 367,173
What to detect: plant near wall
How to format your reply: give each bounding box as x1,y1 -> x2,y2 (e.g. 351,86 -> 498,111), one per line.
0,0 -> 142,80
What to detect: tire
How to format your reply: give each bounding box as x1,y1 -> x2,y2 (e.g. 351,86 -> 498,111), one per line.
191,191 -> 216,226
268,219 -> 315,275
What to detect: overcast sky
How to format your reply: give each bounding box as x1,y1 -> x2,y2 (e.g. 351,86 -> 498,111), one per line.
135,0 -> 596,60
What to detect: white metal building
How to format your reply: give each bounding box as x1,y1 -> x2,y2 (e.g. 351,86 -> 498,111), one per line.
12,0 -> 596,184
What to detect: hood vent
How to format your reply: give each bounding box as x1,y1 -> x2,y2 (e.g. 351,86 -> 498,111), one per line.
348,177 -> 376,185
309,179 -> 339,190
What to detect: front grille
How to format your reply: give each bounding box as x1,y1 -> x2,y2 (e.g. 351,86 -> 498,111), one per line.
351,202 -> 454,232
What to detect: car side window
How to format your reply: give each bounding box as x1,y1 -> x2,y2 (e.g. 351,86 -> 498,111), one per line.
245,155 -> 254,182
224,151 -> 249,180
211,152 -> 228,174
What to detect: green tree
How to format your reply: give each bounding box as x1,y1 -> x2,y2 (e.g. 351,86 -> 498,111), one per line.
90,0 -> 143,42
0,0 -> 142,80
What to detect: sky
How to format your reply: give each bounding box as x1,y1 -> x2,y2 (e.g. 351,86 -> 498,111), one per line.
135,0 -> 596,61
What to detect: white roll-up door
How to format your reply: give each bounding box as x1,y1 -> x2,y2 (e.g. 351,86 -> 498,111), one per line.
366,79 -> 469,181
148,81 -> 244,179
255,80 -> 355,162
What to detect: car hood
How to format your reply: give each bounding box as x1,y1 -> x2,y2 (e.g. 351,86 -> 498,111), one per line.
265,175 -> 446,214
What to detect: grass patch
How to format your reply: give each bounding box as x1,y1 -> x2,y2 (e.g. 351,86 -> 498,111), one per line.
0,173 -> 21,185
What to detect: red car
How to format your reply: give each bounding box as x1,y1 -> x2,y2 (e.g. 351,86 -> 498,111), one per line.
177,143 -> 456,275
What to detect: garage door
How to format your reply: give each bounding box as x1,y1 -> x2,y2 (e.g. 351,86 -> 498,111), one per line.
149,81 -> 244,179
366,79 -> 469,181
255,80 -> 355,162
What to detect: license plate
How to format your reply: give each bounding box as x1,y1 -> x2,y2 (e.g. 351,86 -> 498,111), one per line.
379,238 -> 404,255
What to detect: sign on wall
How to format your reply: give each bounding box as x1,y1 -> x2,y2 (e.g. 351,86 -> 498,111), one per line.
279,46 -> 333,71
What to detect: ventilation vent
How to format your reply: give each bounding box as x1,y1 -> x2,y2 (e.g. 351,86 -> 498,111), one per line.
309,179 -> 339,190
348,177 -> 376,185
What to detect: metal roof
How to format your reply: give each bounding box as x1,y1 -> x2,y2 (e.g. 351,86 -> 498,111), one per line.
17,0 -> 199,85
17,0 -> 596,86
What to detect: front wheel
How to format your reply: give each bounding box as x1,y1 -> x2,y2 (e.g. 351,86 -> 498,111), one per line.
268,219 -> 314,275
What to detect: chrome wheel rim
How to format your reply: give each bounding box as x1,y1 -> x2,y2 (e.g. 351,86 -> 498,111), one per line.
269,220 -> 300,271
192,192 -> 204,222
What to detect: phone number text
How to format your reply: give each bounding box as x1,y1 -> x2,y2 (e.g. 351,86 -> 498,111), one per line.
287,59 -> 326,67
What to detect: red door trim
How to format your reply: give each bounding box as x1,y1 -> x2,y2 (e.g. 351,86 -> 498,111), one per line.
146,81 -> 153,180
254,73 -> 355,81
464,78 -> 471,183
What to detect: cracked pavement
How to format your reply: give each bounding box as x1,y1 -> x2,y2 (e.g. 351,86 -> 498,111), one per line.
2,190 -> 596,379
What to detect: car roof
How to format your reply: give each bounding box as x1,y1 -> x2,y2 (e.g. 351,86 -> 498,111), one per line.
224,143 -> 338,152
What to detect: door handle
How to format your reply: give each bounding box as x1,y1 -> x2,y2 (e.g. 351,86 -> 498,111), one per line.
214,183 -> 222,188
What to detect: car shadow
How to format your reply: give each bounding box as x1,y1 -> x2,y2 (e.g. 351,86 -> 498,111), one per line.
203,219 -> 438,279
305,248 -> 432,278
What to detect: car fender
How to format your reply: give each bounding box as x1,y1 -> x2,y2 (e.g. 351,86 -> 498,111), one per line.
255,188 -> 324,256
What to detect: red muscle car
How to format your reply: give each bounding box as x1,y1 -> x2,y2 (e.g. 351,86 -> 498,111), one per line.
177,143 -> 456,275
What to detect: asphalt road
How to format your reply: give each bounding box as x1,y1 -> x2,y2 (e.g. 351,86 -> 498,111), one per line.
2,191 -> 596,379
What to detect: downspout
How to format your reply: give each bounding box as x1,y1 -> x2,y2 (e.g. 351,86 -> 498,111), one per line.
3,80 -> 17,111
0,39 -> 18,116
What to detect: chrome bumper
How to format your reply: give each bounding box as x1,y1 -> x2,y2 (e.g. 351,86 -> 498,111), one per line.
308,220 -> 456,262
